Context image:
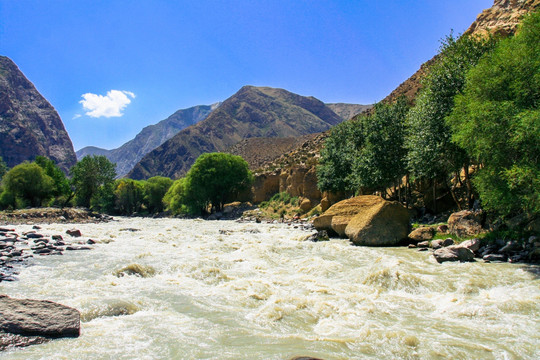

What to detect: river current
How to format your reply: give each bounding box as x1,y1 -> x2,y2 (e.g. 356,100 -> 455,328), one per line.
1,218 -> 539,359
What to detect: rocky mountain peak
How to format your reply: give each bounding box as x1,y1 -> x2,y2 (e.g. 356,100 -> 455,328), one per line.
0,56 -> 76,173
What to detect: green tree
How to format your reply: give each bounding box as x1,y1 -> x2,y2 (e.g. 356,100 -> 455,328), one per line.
34,156 -> 72,205
70,155 -> 117,208
114,178 -> 145,215
447,12 -> 540,217
165,153 -> 253,215
354,97 -> 409,196
1,162 -> 53,207
405,33 -> 497,210
143,176 -> 173,213
317,118 -> 365,194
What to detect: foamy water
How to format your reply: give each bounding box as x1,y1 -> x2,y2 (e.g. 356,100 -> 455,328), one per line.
1,218 -> 539,359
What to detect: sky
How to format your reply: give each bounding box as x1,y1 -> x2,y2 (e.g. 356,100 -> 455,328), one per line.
0,0 -> 493,151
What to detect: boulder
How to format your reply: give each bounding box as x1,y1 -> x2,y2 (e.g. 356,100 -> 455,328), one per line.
0,295 -> 80,338
408,227 -> 435,242
66,229 -> 82,237
458,238 -> 481,253
433,245 -> 475,263
299,198 -> 312,212
442,238 -> 455,247
417,241 -> 429,248
314,195 -> 411,246
430,239 -> 444,249
320,197 -> 331,212
448,210 -> 484,237
483,254 -> 506,262
499,241 -> 521,253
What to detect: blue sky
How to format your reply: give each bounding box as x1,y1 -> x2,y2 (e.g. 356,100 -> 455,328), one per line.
0,0 -> 493,151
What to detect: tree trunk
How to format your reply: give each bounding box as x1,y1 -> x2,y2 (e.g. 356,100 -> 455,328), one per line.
464,164 -> 473,209
432,178 -> 437,214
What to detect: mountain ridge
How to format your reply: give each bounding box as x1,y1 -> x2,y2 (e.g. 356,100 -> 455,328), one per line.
128,85 -> 351,179
0,56 -> 76,173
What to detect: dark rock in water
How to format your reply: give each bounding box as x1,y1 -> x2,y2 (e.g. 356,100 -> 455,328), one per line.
418,248 -> 429,252
442,238 -> 455,247
66,229 -> 82,237
65,246 -> 92,251
306,230 -> 329,242
0,295 -> 80,338
499,241 -> 521,253
483,254 -> 506,262
433,246 -> 475,263
26,233 -> 44,239
52,235 -> 63,241
33,248 -> 52,255
32,226 -> 41,230
86,239 -> 96,244
0,228 -> 15,233
0,332 -> 49,351
408,244 -> 417,248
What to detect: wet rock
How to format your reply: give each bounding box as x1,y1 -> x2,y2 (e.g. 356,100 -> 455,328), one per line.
430,239 -> 444,249
0,228 -> 15,232
66,229 -> 82,237
33,248 -> 52,255
442,238 -> 455,247
483,254 -> 506,262
499,241 -> 521,253
114,264 -> 156,278
52,235 -> 63,241
448,210 -> 485,237
32,225 -> 41,230
408,244 -> 417,248
0,295 -> 80,338
306,230 -> 329,242
65,246 -> 92,251
418,248 -> 429,252
408,227 -> 435,242
417,241 -> 429,248
25,233 -> 44,239
458,238 -> 481,253
86,239 -> 96,245
433,245 -> 475,263
0,332 -> 49,351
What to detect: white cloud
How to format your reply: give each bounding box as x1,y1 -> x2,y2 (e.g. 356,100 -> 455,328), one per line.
79,90 -> 135,118
72,114 -> 82,119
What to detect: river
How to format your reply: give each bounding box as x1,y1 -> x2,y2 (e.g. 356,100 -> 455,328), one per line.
1,218 -> 539,359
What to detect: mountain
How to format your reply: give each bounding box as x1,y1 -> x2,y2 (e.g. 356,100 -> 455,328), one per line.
382,0 -> 539,105
326,103 -> 372,121
128,85 -> 346,179
0,56 -> 76,173
76,103 -> 219,177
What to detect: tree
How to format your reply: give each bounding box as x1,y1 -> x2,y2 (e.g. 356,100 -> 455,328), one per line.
354,97 -> 409,195
34,156 -> 72,205
1,162 -> 53,207
317,118 -> 365,194
405,33 -> 497,210
70,155 -> 117,208
114,179 -> 144,215
143,176 -> 173,213
447,12 -> 540,218
165,153 -> 253,215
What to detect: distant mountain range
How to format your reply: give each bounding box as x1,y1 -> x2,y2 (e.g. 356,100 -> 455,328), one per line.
128,86 -> 367,179
0,56 -> 76,173
76,103 -> 220,177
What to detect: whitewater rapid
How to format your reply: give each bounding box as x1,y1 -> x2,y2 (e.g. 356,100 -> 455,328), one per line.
1,218 -> 539,359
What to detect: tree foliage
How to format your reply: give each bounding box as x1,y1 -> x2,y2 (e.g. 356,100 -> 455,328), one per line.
317,118 -> 365,194
0,156 -> 7,180
405,33 -> 497,181
34,156 -> 71,200
143,176 -> 173,213
165,153 -> 253,215
447,12 -> 540,217
70,155 -> 117,208
1,162 -> 53,207
354,97 -> 408,192
114,178 -> 144,215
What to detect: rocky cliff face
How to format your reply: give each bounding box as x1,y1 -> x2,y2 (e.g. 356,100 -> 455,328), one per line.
128,86 -> 346,180
0,56 -> 76,173
77,103 -> 218,177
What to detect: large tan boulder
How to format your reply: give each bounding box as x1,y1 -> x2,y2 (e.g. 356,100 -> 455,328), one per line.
448,210 -> 485,237
408,227 -> 435,242
313,195 -> 411,246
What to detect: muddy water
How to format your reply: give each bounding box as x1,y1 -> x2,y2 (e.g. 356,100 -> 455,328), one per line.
1,218 -> 539,359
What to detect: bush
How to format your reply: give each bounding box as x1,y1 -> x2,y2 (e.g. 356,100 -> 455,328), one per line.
143,176 -> 173,213
70,155 -> 117,209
